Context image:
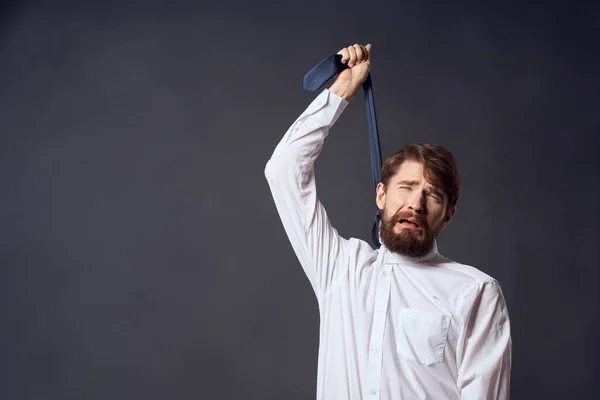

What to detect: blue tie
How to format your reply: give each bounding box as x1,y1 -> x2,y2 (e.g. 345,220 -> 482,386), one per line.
303,54 -> 383,248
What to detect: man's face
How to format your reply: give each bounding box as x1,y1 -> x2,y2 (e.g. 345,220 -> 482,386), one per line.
376,160 -> 455,257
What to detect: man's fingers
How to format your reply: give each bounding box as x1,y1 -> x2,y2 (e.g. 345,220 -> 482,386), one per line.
347,45 -> 357,67
337,48 -> 349,63
337,43 -> 372,65
353,43 -> 364,63
359,45 -> 370,63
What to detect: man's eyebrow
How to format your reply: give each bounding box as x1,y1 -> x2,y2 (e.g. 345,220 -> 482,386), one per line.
397,180 -> 419,186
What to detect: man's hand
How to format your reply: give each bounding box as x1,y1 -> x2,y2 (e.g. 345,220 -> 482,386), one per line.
329,43 -> 372,101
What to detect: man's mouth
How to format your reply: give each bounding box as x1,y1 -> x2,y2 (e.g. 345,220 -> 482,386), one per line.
398,219 -> 420,229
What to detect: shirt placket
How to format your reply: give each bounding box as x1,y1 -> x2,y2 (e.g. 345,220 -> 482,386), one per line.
365,262 -> 393,400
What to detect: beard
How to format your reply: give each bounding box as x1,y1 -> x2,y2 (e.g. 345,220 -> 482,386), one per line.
379,209 -> 440,257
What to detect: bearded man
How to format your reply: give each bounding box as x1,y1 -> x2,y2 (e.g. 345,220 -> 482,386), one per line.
264,43 -> 512,400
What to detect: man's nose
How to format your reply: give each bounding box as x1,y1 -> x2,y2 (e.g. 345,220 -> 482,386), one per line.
407,190 -> 425,213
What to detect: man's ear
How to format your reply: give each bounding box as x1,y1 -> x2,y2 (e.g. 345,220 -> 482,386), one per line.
376,183 -> 386,210
443,206 -> 456,228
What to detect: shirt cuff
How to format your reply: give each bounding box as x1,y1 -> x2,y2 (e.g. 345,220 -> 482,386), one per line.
299,89 -> 349,127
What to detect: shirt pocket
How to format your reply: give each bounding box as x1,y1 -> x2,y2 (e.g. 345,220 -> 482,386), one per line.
395,307 -> 450,365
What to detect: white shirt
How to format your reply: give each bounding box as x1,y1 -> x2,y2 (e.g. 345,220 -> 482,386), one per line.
264,89 -> 512,400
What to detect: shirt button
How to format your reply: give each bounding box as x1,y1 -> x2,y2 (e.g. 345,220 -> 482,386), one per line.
377,308 -> 383,312
382,271 -> 389,276
370,389 -> 377,395
373,348 -> 379,353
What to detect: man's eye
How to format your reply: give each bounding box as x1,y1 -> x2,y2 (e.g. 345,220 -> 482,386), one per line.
399,186 -> 411,190
427,193 -> 441,202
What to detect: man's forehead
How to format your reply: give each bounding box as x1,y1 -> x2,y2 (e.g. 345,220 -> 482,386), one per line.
393,160 -> 424,180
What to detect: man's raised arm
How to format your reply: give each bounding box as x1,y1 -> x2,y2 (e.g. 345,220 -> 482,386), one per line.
264,44 -> 372,301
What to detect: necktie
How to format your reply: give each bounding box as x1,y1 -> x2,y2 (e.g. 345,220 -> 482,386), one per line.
303,54 -> 383,248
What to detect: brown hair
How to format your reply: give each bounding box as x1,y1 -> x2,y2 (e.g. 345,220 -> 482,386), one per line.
381,144 -> 461,208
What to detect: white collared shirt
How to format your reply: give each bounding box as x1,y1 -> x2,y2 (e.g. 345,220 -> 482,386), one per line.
264,89 -> 512,400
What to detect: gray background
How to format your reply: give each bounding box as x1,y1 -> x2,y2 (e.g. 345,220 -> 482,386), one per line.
1,0 -> 598,399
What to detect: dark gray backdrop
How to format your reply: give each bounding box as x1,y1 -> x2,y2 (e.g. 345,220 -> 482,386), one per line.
1,1 -> 598,399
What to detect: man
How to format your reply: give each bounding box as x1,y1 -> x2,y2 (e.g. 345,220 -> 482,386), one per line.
264,43 -> 511,399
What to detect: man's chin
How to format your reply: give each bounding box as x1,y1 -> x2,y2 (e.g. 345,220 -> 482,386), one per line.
393,226 -> 423,237
381,229 -> 434,257
385,237 -> 434,258
379,216 -> 437,257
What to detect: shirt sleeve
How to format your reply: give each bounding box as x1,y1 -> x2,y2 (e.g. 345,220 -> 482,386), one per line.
456,279 -> 512,399
264,89 -> 349,301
